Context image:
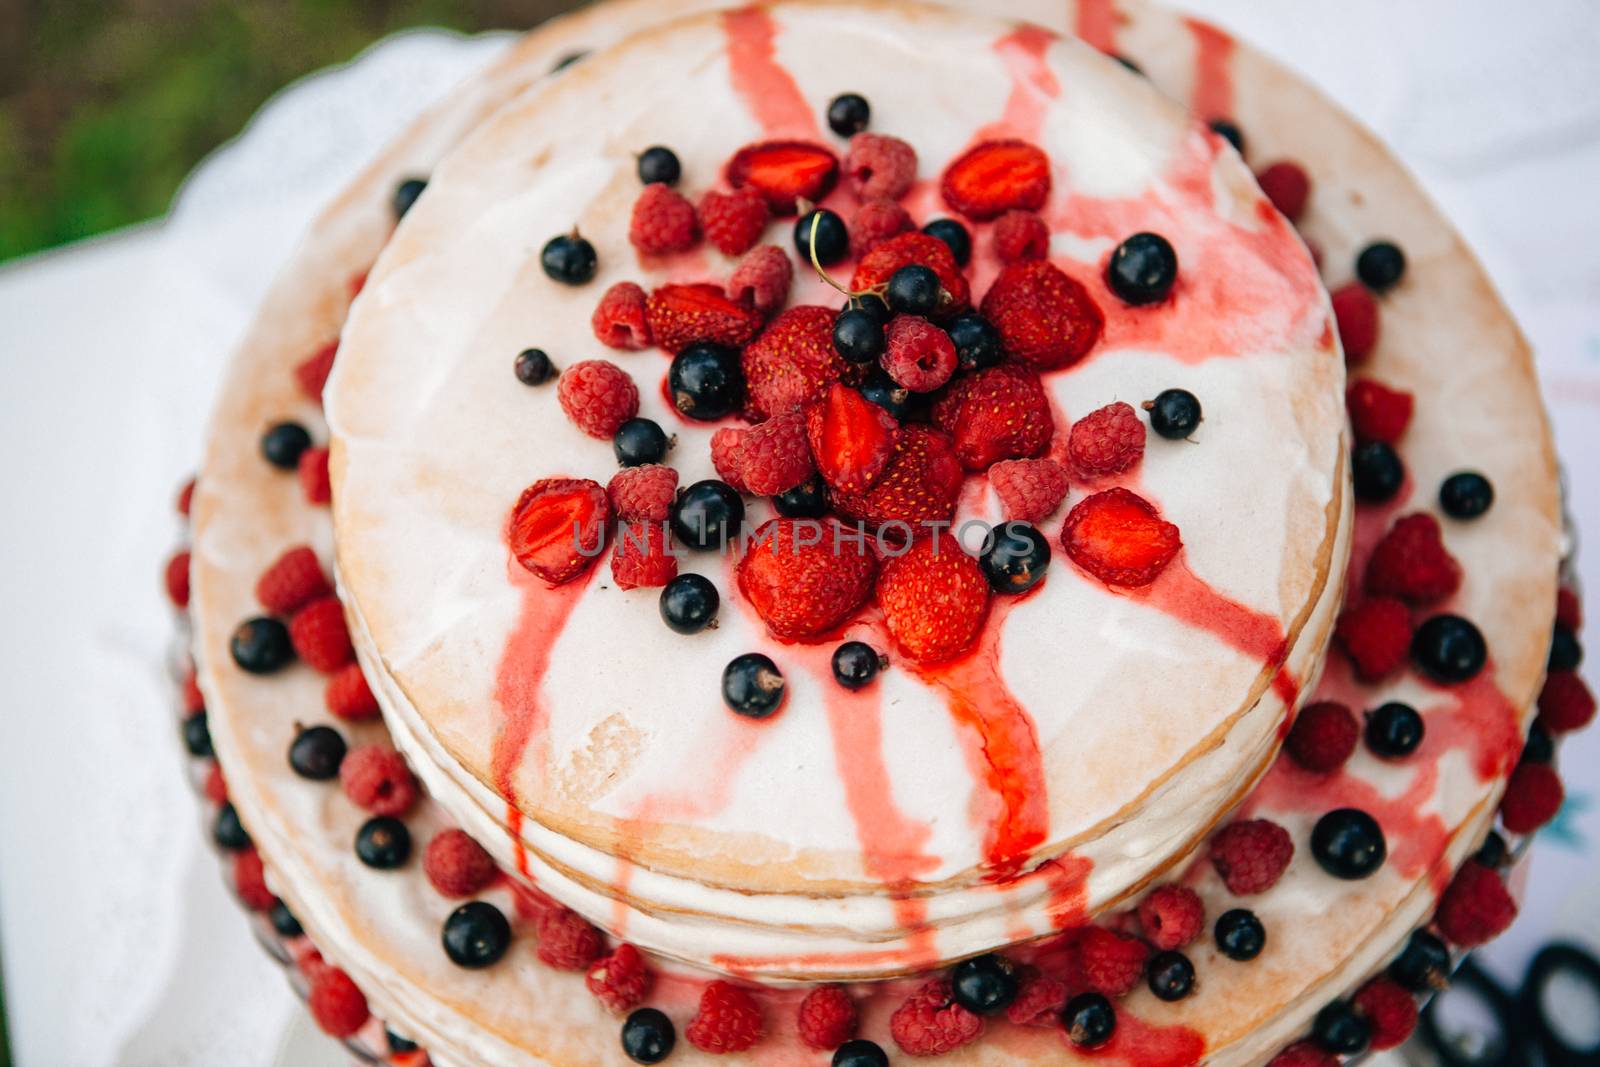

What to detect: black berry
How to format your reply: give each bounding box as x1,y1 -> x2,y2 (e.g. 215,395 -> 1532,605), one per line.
946,313 -> 1003,371
355,815 -> 412,869
1365,702 -> 1424,758
772,476 -> 829,518
621,1007 -> 675,1064
541,232 -> 597,285
833,307 -> 885,364
1356,241 -> 1406,293
1145,389 -> 1202,439
442,900 -> 511,969
613,418 -> 671,467
637,146 -> 681,186
831,641 -> 884,690
182,712 -> 213,758
827,93 -> 871,137
1439,471 -> 1493,519
288,725 -> 346,780
1215,908 -> 1265,960
980,522 -> 1052,594
231,616 -> 294,674
1311,808 -> 1387,879
952,953 -> 1019,1014
886,264 -> 941,316
1352,441 -> 1405,503
261,421 -> 312,470
722,652 -> 785,718
514,348 -> 555,386
1411,614 -> 1487,683
392,177 -> 427,221
669,343 -> 744,421
670,480 -> 744,550
1312,999 -> 1371,1055
1475,830 -> 1509,868
922,218 -> 972,266
659,573 -> 719,634
1388,929 -> 1452,991
270,900 -> 304,938
1549,624 -> 1583,672
213,802 -> 250,851
858,373 -> 912,420
385,1029 -> 418,1054
846,293 -> 892,325
1522,723 -> 1555,764
1107,232 -> 1178,305
1062,992 -> 1116,1048
551,50 -> 587,73
795,208 -> 849,266
1209,118 -> 1244,155
832,1039 -> 889,1067
1147,950 -> 1195,1001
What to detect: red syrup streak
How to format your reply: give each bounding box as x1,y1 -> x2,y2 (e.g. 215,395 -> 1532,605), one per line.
973,24 -> 1061,143
1183,17 -> 1237,122
1086,1010 -> 1207,1067
1074,0 -> 1122,55
721,7 -> 822,140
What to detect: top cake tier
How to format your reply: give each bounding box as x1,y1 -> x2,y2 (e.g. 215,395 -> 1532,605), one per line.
326,0 -> 1347,979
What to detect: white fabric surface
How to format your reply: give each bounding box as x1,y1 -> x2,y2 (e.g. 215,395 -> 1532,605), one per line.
0,3 -> 1596,1064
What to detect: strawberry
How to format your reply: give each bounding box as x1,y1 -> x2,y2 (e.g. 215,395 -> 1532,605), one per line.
932,363 -> 1054,470
738,518 -> 877,640
940,138 -> 1052,221
980,260 -> 1103,370
645,283 -> 765,353
852,233 -> 970,319
742,305 -> 853,420
877,533 -> 991,664
508,478 -> 611,585
725,140 -> 839,214
805,382 -> 898,494
611,520 -> 678,590
1060,488 -> 1182,587
294,342 -> 338,403
831,425 -> 964,530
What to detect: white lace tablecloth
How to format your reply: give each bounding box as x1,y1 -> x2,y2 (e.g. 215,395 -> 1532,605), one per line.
1,3 -> 1596,1064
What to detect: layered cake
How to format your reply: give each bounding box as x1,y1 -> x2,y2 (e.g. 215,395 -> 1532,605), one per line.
164,2 -> 1591,1065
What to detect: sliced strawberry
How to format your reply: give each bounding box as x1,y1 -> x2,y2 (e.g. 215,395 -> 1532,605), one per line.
509,478 -> 611,585
980,260 -> 1103,370
742,305 -> 854,420
940,139 -> 1052,221
851,233 -> 970,319
1060,488 -> 1181,587
830,425 -> 963,530
877,533 -> 991,664
738,518 -> 877,640
805,382 -> 897,494
932,364 -> 1053,471
645,283 -> 765,353
725,140 -> 840,215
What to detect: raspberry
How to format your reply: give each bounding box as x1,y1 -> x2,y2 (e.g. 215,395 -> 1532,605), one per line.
699,187 -> 771,256
710,427 -> 750,493
805,382 -> 897,495
629,182 -> 698,255
1556,587 -> 1583,630
882,315 -> 958,392
607,464 -> 678,522
181,668 -> 205,714
1346,379 -> 1414,444
325,663 -> 380,721
1286,701 -> 1360,773
255,545 -> 331,615
742,305 -> 852,420
686,980 -> 765,1053
992,209 -> 1050,263
1068,401 -> 1145,477
294,341 -> 338,403
1353,977 -> 1418,1051
933,363 -> 1054,470
164,549 -> 191,608
233,848 -> 275,911
877,533 -> 991,664
298,446 -> 331,506
537,906 -> 605,971
1004,971 -> 1070,1027
850,198 -> 912,253
586,943 -> 651,1013
725,140 -> 839,214
1335,597 -> 1412,681
202,762 -> 228,804
1365,513 -> 1462,604
288,596 -> 353,673
1500,761 -> 1564,834
1332,282 -> 1380,363
339,744 -> 417,817
1268,1041 -> 1338,1067
980,260 -> 1103,370
1137,884 -> 1205,950
843,133 -> 917,200
557,360 -> 640,439
1538,670 -> 1596,734
1078,926 -> 1149,996
989,458 -> 1069,523
591,281 -> 653,350
308,966 -> 369,1038
510,478 -> 611,586
830,426 -> 964,530
1060,488 -> 1182,588
941,138 -> 1051,220
1255,161 -> 1311,222
1436,861 -> 1517,946
889,979 -> 984,1056
738,518 -> 877,640
423,828 -> 496,898
734,411 -> 814,495
610,520 -> 678,590
797,984 -> 858,1050
646,282 -> 765,353
852,233 -> 970,317
728,244 -> 793,312
176,477 -> 196,517
1210,818 -> 1294,895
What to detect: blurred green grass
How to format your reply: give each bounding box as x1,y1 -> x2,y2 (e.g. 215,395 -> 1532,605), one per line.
0,1 -> 572,263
